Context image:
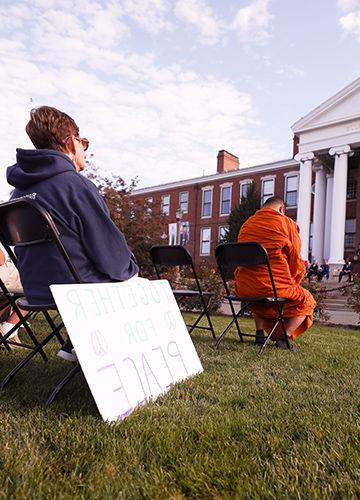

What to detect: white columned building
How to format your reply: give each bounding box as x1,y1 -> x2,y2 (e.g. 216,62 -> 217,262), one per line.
292,77 -> 360,273
312,162 -> 326,263
294,152 -> 314,260
323,173 -> 334,260
328,145 -> 352,265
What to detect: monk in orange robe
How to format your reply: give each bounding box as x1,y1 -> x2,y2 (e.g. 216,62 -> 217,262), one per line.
234,196 -> 316,347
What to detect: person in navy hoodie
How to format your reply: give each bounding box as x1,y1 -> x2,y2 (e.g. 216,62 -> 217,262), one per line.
7,106 -> 139,361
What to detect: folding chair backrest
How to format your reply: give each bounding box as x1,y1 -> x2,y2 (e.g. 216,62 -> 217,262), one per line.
150,245 -> 193,269
150,244 -> 204,289
0,198 -> 81,283
215,242 -> 268,279
215,241 -> 280,299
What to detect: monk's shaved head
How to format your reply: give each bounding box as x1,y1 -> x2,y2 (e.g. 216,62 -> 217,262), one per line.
263,196 -> 285,214
263,196 -> 285,207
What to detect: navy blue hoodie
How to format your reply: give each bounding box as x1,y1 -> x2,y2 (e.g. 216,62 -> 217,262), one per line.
7,149 -> 138,304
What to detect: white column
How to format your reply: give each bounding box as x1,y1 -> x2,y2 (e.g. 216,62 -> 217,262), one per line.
312,164 -> 326,263
323,173 -> 334,260
295,152 -> 314,260
328,145 -> 351,265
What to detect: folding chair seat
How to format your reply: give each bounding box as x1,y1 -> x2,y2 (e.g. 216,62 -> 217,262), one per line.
215,242 -> 289,354
150,245 -> 216,340
0,198 -> 83,399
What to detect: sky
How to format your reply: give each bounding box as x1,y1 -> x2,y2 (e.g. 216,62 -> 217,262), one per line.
1,0 -> 360,200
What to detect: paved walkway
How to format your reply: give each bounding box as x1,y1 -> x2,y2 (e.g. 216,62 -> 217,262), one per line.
219,279 -> 359,327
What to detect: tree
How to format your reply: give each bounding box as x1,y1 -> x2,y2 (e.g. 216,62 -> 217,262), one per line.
225,182 -> 261,242
84,160 -> 167,277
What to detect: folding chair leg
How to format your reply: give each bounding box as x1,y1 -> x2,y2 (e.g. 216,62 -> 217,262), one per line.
20,312 -> 49,362
187,308 -> 216,340
1,323 -> 64,390
0,335 -> 12,351
46,363 -> 81,405
258,320 -> 280,355
203,296 -> 216,340
215,303 -> 250,349
200,295 -> 216,340
228,299 -> 245,342
180,296 -> 216,340
214,324 -> 232,349
258,304 -> 290,355
42,310 -> 65,346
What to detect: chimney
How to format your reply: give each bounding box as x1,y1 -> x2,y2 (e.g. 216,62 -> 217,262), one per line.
292,134 -> 299,158
217,150 -> 239,173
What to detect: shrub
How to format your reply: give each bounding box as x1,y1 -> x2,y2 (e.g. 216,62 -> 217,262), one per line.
343,278 -> 360,322
301,280 -> 329,322
225,182 -> 261,243
160,262 -> 223,314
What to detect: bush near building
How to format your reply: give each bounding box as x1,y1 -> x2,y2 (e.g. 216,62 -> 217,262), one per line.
343,278 -> 360,323
86,165 -> 167,277
225,181 -> 261,243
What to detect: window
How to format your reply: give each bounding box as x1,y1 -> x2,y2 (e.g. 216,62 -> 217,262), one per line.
220,185 -> 232,216
202,188 -> 212,218
347,177 -> 357,200
218,225 -> 229,242
179,191 -> 189,213
261,178 -> 275,205
161,194 -> 170,215
200,228 -> 211,256
145,197 -> 153,215
240,181 -> 252,201
285,175 -> 298,207
345,218 -> 356,249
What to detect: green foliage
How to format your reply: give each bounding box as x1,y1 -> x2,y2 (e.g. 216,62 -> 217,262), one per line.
83,162 -> 166,277
343,278 -> 360,322
1,317 -> 360,497
161,262 -> 223,313
226,181 -> 261,242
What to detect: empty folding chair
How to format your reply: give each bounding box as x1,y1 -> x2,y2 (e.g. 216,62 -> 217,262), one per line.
215,242 -> 289,353
0,198 -> 83,397
150,245 -> 216,340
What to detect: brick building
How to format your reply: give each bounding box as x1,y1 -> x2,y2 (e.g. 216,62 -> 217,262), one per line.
132,77 -> 360,270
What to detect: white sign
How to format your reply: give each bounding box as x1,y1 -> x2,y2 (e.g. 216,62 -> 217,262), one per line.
50,278 -> 203,422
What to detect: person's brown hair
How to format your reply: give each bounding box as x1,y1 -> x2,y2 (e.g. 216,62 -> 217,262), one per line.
25,106 -> 79,152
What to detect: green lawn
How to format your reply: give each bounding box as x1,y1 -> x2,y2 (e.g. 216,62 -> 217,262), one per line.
0,315 -> 359,498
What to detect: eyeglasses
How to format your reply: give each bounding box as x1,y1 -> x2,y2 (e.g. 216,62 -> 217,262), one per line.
64,135 -> 89,151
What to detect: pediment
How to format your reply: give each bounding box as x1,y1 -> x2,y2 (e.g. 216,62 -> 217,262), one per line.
292,77 -> 360,133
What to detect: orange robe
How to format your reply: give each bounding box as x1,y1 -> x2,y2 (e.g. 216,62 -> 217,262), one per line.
234,207 -> 316,339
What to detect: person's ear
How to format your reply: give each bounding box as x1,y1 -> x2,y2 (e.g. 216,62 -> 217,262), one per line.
63,135 -> 76,156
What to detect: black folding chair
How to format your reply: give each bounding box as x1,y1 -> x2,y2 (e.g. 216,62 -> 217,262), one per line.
0,275 -> 47,354
150,245 -> 216,340
215,242 -> 289,354
0,198 -> 82,400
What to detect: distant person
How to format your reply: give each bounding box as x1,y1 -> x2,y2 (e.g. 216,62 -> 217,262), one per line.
306,259 -> 319,282
356,243 -> 360,257
235,196 -> 316,349
338,258 -> 352,283
0,243 -> 24,347
7,106 -> 139,361
317,260 -> 330,282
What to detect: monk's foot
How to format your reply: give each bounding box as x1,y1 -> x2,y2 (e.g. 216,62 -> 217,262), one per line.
275,339 -> 297,352
254,329 -> 266,346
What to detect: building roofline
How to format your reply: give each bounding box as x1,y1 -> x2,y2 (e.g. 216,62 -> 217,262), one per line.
132,158 -> 298,195
291,77 -> 360,133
